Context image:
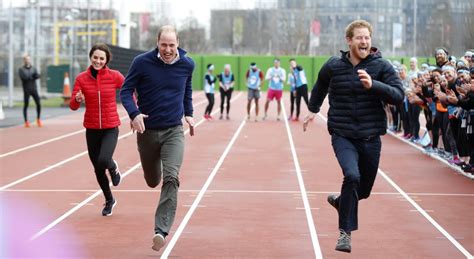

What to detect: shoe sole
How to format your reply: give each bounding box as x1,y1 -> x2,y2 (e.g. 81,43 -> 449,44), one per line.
152,234 -> 165,251
102,200 -> 117,216
335,245 -> 351,253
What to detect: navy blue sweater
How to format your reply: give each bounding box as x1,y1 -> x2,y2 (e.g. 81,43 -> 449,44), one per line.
120,48 -> 194,130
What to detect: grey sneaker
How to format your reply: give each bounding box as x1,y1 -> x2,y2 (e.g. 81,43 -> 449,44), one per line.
109,160 -> 121,187
327,194 -> 339,211
335,229 -> 351,253
152,233 -> 165,251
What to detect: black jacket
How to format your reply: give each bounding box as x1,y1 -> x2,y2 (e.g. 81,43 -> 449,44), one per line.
308,48 -> 404,139
19,65 -> 40,92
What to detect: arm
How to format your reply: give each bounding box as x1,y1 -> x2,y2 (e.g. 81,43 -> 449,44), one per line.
184,61 -> 195,136
229,74 -> 235,88
308,59 -> 333,114
281,69 -> 286,83
265,69 -> 272,81
184,72 -> 194,117
69,77 -> 83,111
368,62 -> 404,105
259,71 -> 264,85
32,67 -> 40,80
115,71 -> 125,89
217,74 -> 224,88
204,74 -> 213,85
18,68 -> 28,81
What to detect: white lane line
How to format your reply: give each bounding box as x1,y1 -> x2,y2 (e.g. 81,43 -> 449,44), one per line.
0,93 -> 207,158
160,115 -> 247,259
0,97 -> 214,191
379,168 -> 473,258
0,128 -> 86,158
0,115 -> 126,158
317,113 -> 473,258
0,132 -> 131,191
28,93 -> 242,241
282,102 -> 323,259
30,163 -> 142,241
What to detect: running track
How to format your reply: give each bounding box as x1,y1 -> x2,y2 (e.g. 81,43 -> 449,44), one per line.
0,91 -> 472,258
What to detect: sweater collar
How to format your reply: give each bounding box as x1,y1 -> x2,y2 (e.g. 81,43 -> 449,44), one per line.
154,47 -> 187,65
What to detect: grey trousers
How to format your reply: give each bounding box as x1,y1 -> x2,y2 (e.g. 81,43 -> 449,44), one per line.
137,125 -> 184,236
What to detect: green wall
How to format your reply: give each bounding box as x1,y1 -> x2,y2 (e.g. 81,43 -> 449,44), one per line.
188,55 -> 433,91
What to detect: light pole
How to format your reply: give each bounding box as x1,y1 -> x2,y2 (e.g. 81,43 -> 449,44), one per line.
65,8 -> 80,83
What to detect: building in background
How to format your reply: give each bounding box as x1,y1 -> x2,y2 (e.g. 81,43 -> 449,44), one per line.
210,0 -> 474,57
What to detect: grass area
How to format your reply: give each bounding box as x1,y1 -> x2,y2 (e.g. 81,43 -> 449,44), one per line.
13,96 -> 68,108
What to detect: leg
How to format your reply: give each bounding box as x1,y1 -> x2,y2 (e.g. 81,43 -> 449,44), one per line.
155,126 -> 184,236
226,88 -> 233,115
208,94 -> 215,116
219,88 -> 225,117
31,89 -> 41,120
295,89 -> 302,118
357,136 -> 382,200
204,93 -> 212,115
247,99 -> 252,116
331,134 -> 361,233
86,129 -> 113,202
255,98 -> 259,116
290,91 -> 295,118
23,91 -> 31,122
137,130 -> 163,188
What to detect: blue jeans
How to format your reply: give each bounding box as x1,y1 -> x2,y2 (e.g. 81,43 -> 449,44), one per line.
331,134 -> 382,232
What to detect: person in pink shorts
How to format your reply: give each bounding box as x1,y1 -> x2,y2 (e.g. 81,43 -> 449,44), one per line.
263,58 -> 286,120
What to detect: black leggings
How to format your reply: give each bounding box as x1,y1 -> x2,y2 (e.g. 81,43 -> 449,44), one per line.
23,89 -> 41,122
289,91 -> 296,117
86,128 -> 119,202
219,88 -> 233,115
295,85 -> 309,118
409,104 -> 421,138
204,93 -> 214,115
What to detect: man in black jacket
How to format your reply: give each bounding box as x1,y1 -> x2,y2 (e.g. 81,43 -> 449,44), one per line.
303,20 -> 403,253
18,54 -> 42,127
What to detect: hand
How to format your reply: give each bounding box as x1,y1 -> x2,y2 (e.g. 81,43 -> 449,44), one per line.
75,90 -> 84,103
446,89 -> 458,105
185,116 -> 195,136
358,69 -> 372,89
303,112 -> 316,132
131,114 -> 148,134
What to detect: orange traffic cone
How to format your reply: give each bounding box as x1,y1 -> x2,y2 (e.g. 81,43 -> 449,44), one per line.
62,72 -> 71,106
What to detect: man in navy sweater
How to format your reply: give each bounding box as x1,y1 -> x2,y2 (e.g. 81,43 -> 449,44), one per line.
120,25 -> 195,252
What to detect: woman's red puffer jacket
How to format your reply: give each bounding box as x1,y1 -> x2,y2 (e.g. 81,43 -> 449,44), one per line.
70,66 -> 125,129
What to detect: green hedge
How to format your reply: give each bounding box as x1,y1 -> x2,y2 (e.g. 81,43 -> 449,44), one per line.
188,55 -> 433,91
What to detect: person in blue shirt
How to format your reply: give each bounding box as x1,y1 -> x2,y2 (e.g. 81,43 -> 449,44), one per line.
218,64 -> 235,120
290,59 -> 310,121
204,63 -> 216,120
120,25 -> 195,252
245,62 -> 264,121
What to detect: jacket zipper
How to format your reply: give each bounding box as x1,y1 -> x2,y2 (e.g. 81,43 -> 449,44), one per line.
98,91 -> 102,129
96,72 -> 102,129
